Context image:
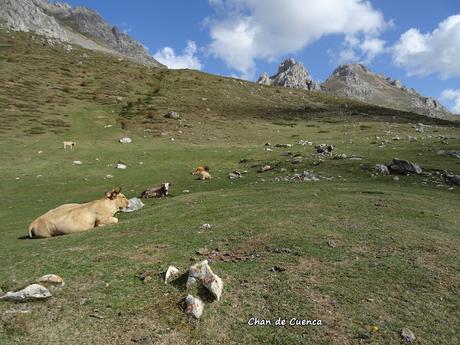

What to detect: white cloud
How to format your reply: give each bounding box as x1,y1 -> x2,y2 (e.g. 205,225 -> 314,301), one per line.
153,41 -> 202,70
207,0 -> 388,78
393,15 -> 460,78
441,89 -> 460,113
333,34 -> 386,64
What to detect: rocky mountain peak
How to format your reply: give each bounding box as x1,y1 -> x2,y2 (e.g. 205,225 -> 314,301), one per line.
322,63 -> 451,119
257,58 -> 321,91
0,0 -> 163,67
330,63 -> 370,78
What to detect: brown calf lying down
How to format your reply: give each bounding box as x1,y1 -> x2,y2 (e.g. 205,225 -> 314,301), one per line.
141,182 -> 170,198
28,188 -> 130,238
192,166 -> 209,175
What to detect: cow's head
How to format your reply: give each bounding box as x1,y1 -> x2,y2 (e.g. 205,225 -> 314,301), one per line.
105,187 -> 130,209
162,182 -> 170,195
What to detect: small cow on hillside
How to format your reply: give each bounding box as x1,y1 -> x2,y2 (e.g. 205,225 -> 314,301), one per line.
141,183 -> 170,198
63,141 -> 76,150
192,166 -> 210,175
28,187 -> 130,238
197,171 -> 212,180
315,144 -> 335,156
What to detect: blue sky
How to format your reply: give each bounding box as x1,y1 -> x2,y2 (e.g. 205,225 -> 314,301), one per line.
65,0 -> 460,113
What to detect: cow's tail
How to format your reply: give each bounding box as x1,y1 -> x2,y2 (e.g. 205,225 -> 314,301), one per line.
28,225 -> 36,239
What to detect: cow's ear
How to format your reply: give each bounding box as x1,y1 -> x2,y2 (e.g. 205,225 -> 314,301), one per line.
105,191 -> 112,198
113,187 -> 121,194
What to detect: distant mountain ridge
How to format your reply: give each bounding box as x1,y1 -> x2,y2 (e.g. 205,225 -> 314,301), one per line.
258,59 -> 451,119
0,0 -> 164,67
322,64 -> 450,119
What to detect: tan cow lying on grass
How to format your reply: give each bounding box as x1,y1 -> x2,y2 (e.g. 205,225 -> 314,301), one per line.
28,188 -> 130,238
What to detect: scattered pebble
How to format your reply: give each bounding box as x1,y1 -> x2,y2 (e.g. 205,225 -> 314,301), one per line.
119,137 -> 132,144
327,240 -> 337,248
270,266 -> 286,272
401,327 -> 415,342
37,274 -> 65,289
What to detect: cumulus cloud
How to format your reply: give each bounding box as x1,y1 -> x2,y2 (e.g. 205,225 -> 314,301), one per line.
153,41 -> 202,70
441,89 -> 460,113
393,15 -> 460,78
332,34 -> 386,64
207,0 -> 388,78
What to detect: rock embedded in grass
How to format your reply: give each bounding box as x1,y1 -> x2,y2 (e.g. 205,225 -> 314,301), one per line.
291,155 -> 303,164
187,260 -> 223,301
0,284 -> 51,301
37,274 -> 65,289
388,159 -> 422,175
164,266 -> 180,284
185,295 -> 204,319
164,111 -> 180,119
374,164 -> 389,175
118,137 -> 132,144
446,175 -> 460,186
448,151 -> 460,159
401,327 -> 415,342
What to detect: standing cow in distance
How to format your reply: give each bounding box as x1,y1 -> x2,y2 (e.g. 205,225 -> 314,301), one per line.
63,141 -> 76,149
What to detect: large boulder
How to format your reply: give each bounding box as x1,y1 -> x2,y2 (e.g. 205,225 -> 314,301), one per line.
446,175 -> 460,186
387,159 -> 422,175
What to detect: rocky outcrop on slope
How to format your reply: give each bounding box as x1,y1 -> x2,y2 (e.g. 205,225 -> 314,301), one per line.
0,0 -> 68,40
257,58 -> 321,91
0,0 -> 163,67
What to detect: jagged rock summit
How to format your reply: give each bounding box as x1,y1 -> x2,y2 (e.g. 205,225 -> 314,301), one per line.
321,63 -> 450,119
0,0 -> 164,67
257,58 -> 321,91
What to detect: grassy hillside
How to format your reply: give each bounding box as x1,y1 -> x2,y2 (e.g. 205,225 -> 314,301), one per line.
0,31 -> 459,345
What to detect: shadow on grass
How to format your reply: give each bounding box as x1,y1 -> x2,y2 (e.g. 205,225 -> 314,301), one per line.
171,272 -> 217,303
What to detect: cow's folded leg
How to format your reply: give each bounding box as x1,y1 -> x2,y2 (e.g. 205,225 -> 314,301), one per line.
96,217 -> 118,227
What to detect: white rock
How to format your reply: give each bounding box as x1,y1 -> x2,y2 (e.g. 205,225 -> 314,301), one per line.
73,160 -> 82,165
401,328 -> 415,342
164,266 -> 180,284
185,295 -> 204,319
119,137 -> 132,144
200,223 -> 211,230
121,197 -> 144,213
37,274 -> 65,289
186,276 -> 197,289
182,189 -> 190,194
115,163 -> 127,169
374,164 -> 389,175
105,174 -> 114,179
0,284 -> 51,301
188,260 -> 223,301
